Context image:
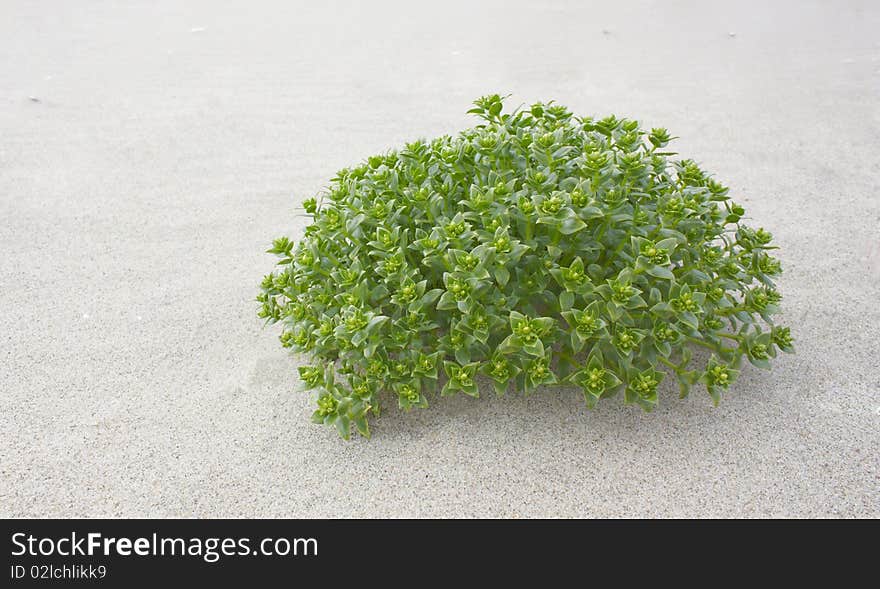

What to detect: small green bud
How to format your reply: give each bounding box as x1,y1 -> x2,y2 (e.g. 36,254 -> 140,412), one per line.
316,394 -> 338,417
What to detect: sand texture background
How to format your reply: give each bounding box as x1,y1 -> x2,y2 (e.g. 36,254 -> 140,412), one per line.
1,0 -> 878,517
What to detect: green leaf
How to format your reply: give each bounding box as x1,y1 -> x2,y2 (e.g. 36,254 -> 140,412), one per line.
498,334 -> 519,353
748,356 -> 772,370
579,206 -> 604,220
509,310 -> 526,329
353,416 -> 371,438
707,386 -> 722,406
645,265 -> 675,280
559,290 -> 575,311
421,288 -> 443,306
522,338 -> 545,357
436,291 -> 458,310
366,315 -> 389,332
494,266 -> 510,287
492,379 -> 508,396
680,311 -> 699,330
558,215 -> 587,235
335,416 -> 351,440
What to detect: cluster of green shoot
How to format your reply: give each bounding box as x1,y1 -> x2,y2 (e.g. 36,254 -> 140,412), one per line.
258,94 -> 793,438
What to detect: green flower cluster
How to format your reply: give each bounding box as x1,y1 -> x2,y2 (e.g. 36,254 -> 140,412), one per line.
258,94 -> 793,438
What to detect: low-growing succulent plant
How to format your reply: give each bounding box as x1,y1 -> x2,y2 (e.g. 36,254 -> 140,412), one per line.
258,94 -> 793,438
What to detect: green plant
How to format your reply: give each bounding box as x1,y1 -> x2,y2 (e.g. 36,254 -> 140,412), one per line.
258,94 -> 793,438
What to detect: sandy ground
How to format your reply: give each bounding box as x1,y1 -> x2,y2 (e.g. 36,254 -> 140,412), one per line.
1,0 -> 878,518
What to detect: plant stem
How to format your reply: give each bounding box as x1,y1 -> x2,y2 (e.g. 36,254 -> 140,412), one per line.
658,356 -> 681,373
686,336 -> 719,351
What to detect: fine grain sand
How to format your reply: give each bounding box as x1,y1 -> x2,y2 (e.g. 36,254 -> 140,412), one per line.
1,0 -> 878,518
